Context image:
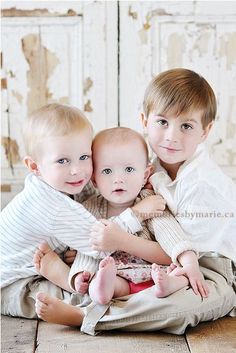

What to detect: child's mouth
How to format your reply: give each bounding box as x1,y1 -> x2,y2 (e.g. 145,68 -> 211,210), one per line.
66,180 -> 84,187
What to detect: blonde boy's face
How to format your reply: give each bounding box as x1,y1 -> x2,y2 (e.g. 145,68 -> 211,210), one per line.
142,107 -> 212,171
93,140 -> 149,206
30,130 -> 93,195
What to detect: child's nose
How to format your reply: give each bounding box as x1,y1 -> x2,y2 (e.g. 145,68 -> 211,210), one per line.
164,125 -> 178,142
70,164 -> 80,175
113,173 -> 124,183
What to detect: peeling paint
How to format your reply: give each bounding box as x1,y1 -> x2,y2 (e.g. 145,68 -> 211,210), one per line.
219,33 -> 236,70
59,96 -> 70,104
21,33 -> 59,113
1,184 -> 11,192
1,78 -> 7,89
2,7 -> 79,17
12,90 -> 23,104
83,77 -> 93,95
167,33 -> 185,68
193,31 -> 211,57
84,99 -> 93,112
128,6 -> 138,20
1,137 -> 21,165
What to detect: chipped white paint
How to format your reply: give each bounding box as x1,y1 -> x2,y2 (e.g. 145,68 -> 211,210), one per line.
1,1 -> 118,207
119,1 -> 236,180
1,1 -> 236,207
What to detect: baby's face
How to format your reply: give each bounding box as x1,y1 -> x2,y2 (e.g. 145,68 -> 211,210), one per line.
35,130 -> 93,195
93,140 -> 148,206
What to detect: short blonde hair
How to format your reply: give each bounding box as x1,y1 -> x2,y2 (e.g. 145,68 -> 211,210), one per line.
23,103 -> 92,159
143,68 -> 217,129
92,127 -> 149,164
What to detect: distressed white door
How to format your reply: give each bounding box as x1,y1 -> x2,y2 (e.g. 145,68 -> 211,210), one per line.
1,1 -> 236,208
119,1 -> 236,180
1,1 -> 118,207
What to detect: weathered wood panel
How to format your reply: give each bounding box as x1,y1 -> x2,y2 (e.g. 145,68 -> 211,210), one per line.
1,1 -> 118,208
186,317 -> 236,353
36,321 -> 190,353
1,315 -> 38,353
119,1 -> 236,180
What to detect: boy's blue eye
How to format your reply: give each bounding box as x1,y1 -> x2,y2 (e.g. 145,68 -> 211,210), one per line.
125,166 -> 134,173
157,119 -> 168,127
182,123 -> 193,130
57,158 -> 69,164
102,168 -> 112,175
80,155 -> 89,160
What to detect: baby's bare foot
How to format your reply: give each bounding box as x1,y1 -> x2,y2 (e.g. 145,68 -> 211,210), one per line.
35,292 -> 83,326
33,242 -> 54,273
74,271 -> 90,294
89,257 -> 117,305
151,263 -> 188,298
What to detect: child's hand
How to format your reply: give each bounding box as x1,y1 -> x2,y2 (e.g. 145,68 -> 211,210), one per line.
90,220 -> 126,252
172,264 -> 209,298
74,271 -> 91,294
64,248 -> 77,266
132,195 -> 166,222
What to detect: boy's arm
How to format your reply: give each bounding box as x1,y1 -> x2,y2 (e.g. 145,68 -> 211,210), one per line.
173,250 -> 209,297
147,208 -> 198,264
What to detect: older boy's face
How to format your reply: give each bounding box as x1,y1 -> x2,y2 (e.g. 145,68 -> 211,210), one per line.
35,130 -> 93,195
93,141 -> 148,207
142,108 -> 211,170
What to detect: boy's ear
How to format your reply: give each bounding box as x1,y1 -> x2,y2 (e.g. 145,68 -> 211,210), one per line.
140,113 -> 148,130
23,156 -> 40,175
201,122 -> 213,141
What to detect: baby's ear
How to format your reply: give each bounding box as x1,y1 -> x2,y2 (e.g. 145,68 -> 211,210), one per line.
90,173 -> 97,188
143,164 -> 153,184
23,156 -> 40,175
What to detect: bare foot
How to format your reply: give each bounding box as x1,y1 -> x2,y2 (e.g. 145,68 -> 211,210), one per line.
74,271 -> 91,294
89,256 -> 117,305
33,242 -> 71,292
151,263 -> 189,298
35,292 -> 83,326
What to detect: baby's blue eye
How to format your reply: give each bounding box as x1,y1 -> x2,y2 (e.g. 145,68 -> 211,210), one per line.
125,166 -> 134,173
182,123 -> 193,130
102,168 -> 112,175
57,158 -> 69,164
80,155 -> 89,160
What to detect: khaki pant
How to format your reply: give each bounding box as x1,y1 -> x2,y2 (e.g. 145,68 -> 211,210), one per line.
1,257 -> 235,336
1,276 -> 72,318
81,257 -> 236,335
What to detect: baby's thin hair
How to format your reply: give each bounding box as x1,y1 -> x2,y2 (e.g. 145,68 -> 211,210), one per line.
143,68 -> 217,128
23,103 -> 92,159
93,127 -> 149,164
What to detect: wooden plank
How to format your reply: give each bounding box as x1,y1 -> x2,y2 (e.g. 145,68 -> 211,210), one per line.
36,321 -> 190,353
186,317 -> 236,353
1,315 -> 38,353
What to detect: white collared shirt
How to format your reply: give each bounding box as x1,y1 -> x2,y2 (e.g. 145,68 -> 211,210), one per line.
150,144 -> 236,262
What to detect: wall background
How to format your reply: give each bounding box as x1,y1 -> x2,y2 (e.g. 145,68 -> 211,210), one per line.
1,0 -> 236,208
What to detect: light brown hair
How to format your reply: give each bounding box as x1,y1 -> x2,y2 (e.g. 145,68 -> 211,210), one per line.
23,103 -> 92,159
143,68 -> 217,128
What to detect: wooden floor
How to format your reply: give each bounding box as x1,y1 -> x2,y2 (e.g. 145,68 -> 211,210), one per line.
1,315 -> 236,353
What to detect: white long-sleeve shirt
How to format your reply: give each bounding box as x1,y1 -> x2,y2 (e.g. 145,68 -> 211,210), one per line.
150,144 -> 236,262
0,173 -> 142,288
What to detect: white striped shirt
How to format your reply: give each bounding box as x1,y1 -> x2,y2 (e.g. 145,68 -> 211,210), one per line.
0,173 -> 142,287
